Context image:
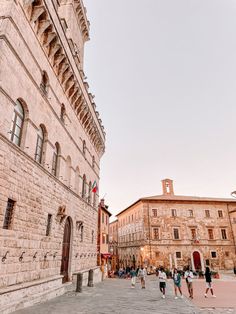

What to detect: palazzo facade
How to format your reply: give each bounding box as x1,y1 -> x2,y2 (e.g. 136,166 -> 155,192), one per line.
117,179 -> 236,272
0,0 -> 105,312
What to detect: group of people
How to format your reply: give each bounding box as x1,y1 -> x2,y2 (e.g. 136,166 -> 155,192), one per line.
122,265 -> 216,300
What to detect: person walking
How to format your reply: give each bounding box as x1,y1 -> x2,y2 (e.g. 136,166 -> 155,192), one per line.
138,266 -> 147,289
204,267 -> 216,298
173,268 -> 183,299
130,267 -> 137,288
184,266 -> 194,299
158,267 -> 167,299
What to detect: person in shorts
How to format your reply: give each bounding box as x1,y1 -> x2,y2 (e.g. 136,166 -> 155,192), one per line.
173,268 -> 183,299
204,267 -> 216,298
138,266 -> 147,289
184,266 -> 194,299
158,267 -> 167,299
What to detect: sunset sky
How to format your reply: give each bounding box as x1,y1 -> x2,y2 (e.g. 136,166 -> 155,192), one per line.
83,0 -> 236,218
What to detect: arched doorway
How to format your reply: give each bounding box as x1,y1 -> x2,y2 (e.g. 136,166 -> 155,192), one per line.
193,251 -> 201,271
61,217 -> 71,283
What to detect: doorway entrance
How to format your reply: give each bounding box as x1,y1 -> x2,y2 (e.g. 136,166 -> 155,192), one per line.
61,217 -> 71,283
193,251 -> 201,271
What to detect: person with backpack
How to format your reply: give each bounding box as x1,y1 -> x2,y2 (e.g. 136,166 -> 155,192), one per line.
138,265 -> 147,289
173,268 -> 183,299
204,267 -> 216,298
158,267 -> 167,299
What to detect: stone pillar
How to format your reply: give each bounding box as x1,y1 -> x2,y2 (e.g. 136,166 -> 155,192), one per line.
88,269 -> 94,287
76,273 -> 83,292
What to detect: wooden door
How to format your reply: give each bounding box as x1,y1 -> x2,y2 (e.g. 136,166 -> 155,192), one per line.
61,217 -> 71,283
193,251 -> 201,271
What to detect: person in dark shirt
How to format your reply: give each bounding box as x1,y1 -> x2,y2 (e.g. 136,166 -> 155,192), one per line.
204,267 -> 216,298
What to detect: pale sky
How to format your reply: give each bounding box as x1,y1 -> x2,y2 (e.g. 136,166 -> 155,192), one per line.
83,0 -> 236,218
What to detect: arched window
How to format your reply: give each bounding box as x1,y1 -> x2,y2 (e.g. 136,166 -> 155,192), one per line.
10,100 -> 24,146
82,140 -> 86,155
88,181 -> 92,204
65,156 -> 71,187
40,71 -> 49,95
35,125 -> 45,164
82,174 -> 86,198
60,104 -> 65,123
52,142 -> 60,177
75,166 -> 80,194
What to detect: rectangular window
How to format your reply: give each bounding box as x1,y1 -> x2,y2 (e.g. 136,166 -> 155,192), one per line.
189,210 -> 193,217
153,228 -> 159,240
152,208 -> 157,217
3,199 -> 15,229
211,251 -> 217,258
46,214 -> 52,236
218,210 -> 223,218
221,229 -> 227,240
208,228 -> 214,240
155,252 -> 160,258
191,228 -> 196,239
176,252 -> 181,259
80,225 -> 84,242
106,234 -> 109,244
172,209 -> 177,217
102,212 -> 104,223
173,228 -> 180,240
205,210 -> 210,218
106,215 -> 108,225
225,251 -> 229,257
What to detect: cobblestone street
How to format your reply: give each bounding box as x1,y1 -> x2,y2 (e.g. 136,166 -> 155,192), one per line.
14,276 -> 200,314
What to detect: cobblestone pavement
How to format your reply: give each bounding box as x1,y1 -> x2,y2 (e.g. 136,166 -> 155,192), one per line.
14,276 -> 200,314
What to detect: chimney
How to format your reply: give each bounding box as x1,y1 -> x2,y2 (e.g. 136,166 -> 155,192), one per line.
162,179 -> 174,195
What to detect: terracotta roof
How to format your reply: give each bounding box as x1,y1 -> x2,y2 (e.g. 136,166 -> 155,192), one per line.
116,194 -> 236,217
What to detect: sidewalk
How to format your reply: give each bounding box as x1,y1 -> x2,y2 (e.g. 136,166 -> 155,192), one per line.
13,276 -> 199,314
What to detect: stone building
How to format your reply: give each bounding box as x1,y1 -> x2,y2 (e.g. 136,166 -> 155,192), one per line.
0,0 -> 105,312
109,219 -> 118,271
117,179 -> 236,272
97,199 -> 112,277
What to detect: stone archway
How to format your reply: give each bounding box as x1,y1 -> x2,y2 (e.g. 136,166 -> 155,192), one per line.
61,217 -> 72,283
191,250 -> 204,271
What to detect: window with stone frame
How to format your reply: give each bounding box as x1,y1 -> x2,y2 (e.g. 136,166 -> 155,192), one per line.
152,208 -> 157,217
92,230 -> 94,243
211,251 -> 217,258
52,142 -> 60,177
176,251 -> 182,259
225,251 -> 229,257
205,210 -> 210,218
10,100 -> 24,147
155,251 -> 160,258
208,228 -> 214,240
171,209 -> 177,217
221,228 -> 227,240
60,104 -> 66,123
46,214 -> 52,236
189,209 -> 194,217
153,227 -> 159,240
218,210 -> 223,218
80,224 -> 84,242
35,125 -> 45,164
173,228 -> 180,240
190,228 -> 197,239
3,199 -> 15,229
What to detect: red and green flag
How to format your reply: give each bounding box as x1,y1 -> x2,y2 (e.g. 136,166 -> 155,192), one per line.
92,181 -> 98,193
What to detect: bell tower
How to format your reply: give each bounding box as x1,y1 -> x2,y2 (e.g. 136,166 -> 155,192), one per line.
162,179 -> 174,195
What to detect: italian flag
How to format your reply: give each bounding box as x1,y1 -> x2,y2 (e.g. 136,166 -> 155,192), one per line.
92,181 -> 98,193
